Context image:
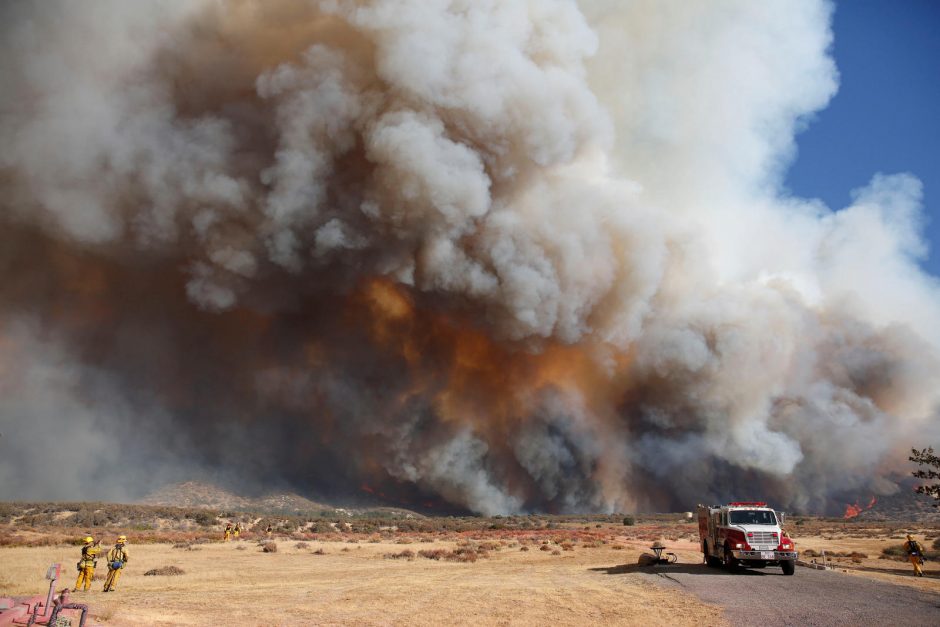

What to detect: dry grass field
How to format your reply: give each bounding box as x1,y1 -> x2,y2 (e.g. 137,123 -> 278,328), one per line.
3,500 -> 940,626
789,526 -> 940,594
1,533 -> 724,626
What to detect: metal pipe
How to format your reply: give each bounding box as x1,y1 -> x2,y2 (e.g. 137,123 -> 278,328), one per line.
43,564 -> 59,617
48,602 -> 88,627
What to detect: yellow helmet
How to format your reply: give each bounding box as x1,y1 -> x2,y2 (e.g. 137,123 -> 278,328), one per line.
83,536 -> 94,544
117,535 -> 127,543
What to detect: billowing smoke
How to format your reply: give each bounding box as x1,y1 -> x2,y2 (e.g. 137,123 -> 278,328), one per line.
2,0 -> 938,514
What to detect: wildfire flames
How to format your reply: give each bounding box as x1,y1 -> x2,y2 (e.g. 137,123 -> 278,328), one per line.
2,1 -> 940,515
843,496 -> 878,519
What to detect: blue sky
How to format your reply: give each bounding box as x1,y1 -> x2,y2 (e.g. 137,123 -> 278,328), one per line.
785,0 -> 940,276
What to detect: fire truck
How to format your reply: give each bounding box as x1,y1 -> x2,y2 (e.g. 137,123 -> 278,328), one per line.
697,502 -> 797,575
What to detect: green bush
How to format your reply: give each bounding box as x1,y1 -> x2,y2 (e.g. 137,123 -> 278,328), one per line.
192,511 -> 216,526
623,516 -> 635,526
880,544 -> 907,559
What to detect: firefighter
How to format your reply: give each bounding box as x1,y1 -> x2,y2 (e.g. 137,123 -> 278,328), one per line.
905,534 -> 925,577
74,536 -> 99,592
233,522 -> 241,538
224,522 -> 233,541
103,535 -> 129,592
265,524 -> 273,538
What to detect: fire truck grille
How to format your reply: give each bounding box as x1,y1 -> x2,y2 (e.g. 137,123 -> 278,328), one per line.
749,532 -> 777,546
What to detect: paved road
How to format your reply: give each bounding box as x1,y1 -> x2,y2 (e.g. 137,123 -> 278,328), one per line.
599,563 -> 940,626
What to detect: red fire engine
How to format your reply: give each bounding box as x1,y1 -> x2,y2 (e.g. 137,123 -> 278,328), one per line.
697,502 -> 798,575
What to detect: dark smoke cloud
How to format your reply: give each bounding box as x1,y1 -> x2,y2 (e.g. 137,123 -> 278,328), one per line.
1,0 -> 939,514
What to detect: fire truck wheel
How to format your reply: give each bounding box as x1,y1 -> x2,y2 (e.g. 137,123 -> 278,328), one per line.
781,560 -> 795,576
722,546 -> 738,571
704,542 -> 721,567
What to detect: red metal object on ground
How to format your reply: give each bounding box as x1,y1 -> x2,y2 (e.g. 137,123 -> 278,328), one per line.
0,563 -> 90,627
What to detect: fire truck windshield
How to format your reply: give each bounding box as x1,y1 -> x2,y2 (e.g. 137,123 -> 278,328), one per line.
729,510 -> 777,525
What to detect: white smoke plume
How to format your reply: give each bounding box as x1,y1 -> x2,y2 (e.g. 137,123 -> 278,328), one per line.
1,0 -> 938,514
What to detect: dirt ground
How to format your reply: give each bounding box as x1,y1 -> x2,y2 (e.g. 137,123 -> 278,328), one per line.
3,518 -> 939,626
1,536 -> 724,626
791,531 -> 940,594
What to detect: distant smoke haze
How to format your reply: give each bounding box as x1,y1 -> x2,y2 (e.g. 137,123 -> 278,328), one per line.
1,0 -> 938,514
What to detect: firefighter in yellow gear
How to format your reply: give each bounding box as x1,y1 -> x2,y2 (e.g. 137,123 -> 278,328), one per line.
233,522 -> 241,538
905,534 -> 926,577
103,535 -> 129,592
74,536 -> 100,591
224,522 -> 233,541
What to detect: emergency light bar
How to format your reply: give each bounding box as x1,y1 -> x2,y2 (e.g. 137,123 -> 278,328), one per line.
728,502 -> 767,507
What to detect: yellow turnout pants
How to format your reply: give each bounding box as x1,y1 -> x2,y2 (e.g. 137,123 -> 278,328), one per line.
74,566 -> 94,591
103,567 -> 122,591
909,554 -> 924,576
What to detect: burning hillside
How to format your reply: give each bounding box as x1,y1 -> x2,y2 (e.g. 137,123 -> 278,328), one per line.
1,1 -> 939,515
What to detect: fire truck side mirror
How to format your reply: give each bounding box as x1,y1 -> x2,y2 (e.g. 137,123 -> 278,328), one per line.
779,512 -> 786,525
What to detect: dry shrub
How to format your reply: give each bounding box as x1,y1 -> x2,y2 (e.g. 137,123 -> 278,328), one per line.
449,548 -> 478,563
236,545 -> 246,551
802,549 -> 819,557
416,547 -> 482,563
313,548 -> 326,555
262,542 -> 278,553
341,547 -> 350,552
384,549 -> 415,560
295,542 -> 309,550
611,544 -> 624,550
519,546 -> 529,552
144,566 -> 185,576
560,542 -> 574,551
539,545 -> 551,552
551,549 -> 561,555
880,544 -> 907,560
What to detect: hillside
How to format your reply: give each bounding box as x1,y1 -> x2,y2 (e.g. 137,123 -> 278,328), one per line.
139,481 -> 419,517
853,489 -> 940,523
139,481 -> 336,514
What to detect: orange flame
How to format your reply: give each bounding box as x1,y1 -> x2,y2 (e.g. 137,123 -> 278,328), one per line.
843,495 -> 877,519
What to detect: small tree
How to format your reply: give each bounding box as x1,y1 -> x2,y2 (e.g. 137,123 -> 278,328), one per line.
910,447 -> 940,506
